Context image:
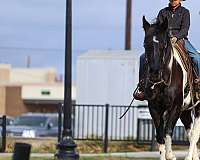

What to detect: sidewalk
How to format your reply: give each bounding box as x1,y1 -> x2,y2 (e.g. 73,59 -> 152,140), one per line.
0,151 -> 189,158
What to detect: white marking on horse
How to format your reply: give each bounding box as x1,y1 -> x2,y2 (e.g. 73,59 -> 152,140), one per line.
165,135 -> 176,160
153,36 -> 159,43
186,126 -> 199,160
185,117 -> 200,160
172,47 -> 191,106
158,143 -> 166,160
184,91 -> 192,106
168,51 -> 173,70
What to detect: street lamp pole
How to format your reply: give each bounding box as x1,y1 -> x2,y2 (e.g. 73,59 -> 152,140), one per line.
55,0 -> 79,159
125,0 -> 132,50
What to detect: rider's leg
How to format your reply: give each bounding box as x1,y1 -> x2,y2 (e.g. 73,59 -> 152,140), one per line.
133,53 -> 146,101
184,40 -> 200,77
184,40 -> 200,100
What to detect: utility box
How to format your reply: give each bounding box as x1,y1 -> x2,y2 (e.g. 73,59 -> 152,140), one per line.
76,50 -> 145,106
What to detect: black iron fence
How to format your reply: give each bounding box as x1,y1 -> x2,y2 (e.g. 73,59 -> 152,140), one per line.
58,104 -> 189,152
58,104 -> 189,142
72,104 -> 139,141
0,115 -> 6,152
0,105 -> 189,153
137,119 -> 188,146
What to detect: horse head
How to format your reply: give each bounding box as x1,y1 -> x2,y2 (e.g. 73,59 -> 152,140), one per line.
142,16 -> 171,99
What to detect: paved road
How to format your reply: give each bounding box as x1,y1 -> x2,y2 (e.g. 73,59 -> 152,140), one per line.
0,151 -> 190,158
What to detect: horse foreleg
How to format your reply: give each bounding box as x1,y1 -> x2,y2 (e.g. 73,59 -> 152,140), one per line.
164,107 -> 181,160
149,106 -> 166,160
180,110 -> 199,160
185,116 -> 200,160
186,128 -> 199,160
158,143 -> 166,160
165,135 -> 176,160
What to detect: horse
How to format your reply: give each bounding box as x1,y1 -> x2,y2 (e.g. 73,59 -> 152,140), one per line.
142,16 -> 200,160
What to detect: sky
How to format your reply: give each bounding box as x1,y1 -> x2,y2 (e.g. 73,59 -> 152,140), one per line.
0,0 -> 199,81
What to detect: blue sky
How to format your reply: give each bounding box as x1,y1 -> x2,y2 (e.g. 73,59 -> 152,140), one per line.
0,0 -> 199,80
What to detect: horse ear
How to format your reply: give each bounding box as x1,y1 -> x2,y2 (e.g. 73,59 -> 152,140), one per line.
142,16 -> 150,32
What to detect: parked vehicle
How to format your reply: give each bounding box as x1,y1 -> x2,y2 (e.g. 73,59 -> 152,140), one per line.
7,113 -> 59,138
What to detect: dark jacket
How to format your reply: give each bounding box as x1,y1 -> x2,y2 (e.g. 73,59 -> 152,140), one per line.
157,4 -> 190,39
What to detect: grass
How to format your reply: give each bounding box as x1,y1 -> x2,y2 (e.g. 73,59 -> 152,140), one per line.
5,137 -> 191,154
5,138 -> 153,153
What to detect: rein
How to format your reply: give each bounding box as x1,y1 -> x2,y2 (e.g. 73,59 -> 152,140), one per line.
119,85 -> 139,119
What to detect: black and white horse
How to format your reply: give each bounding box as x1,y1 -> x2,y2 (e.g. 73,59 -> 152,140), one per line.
142,16 -> 200,160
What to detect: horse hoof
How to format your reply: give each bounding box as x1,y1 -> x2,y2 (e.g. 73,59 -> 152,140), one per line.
184,156 -> 192,160
166,157 -> 176,160
192,157 -> 199,160
160,154 -> 166,160
160,157 -> 166,160
166,152 -> 176,160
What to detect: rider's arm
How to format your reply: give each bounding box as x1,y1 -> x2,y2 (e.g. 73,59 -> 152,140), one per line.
157,9 -> 165,25
174,9 -> 190,39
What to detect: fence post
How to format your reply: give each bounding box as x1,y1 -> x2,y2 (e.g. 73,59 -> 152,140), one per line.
103,104 -> 109,153
1,115 -> 6,152
150,121 -> 156,151
72,103 -> 75,138
58,103 -> 63,143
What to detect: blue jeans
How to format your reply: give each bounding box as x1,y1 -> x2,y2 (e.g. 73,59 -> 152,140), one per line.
184,40 -> 200,77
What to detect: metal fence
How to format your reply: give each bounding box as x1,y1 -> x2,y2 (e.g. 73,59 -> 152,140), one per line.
0,105 -> 190,153
0,115 -> 6,152
71,104 -> 189,144
72,104 -> 138,141
137,119 -> 188,145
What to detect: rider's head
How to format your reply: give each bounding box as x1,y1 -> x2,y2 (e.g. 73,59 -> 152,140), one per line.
169,0 -> 185,7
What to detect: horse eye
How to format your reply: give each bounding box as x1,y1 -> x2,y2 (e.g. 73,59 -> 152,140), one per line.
153,36 -> 159,43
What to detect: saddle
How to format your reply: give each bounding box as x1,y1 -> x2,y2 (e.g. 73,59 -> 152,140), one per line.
173,39 -> 198,101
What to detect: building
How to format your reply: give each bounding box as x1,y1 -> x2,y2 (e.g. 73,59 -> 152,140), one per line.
75,50 -> 147,139
76,49 -> 146,106
0,64 -> 76,117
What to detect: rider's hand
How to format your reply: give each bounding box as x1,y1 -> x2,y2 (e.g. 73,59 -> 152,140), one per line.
170,37 -> 177,45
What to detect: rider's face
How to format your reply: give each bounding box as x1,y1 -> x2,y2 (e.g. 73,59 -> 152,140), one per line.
169,0 -> 181,7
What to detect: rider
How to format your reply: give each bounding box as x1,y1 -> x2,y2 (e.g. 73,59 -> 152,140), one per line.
133,0 -> 200,101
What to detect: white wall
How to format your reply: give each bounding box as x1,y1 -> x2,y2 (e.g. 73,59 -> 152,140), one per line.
75,50 -> 147,139
76,50 -> 145,106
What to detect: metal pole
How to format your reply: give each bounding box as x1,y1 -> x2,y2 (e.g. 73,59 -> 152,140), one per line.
1,115 -> 6,152
103,104 -> 109,153
55,0 -> 79,159
57,103 -> 63,143
125,0 -> 132,50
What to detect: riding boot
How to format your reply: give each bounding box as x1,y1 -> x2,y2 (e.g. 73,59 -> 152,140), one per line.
133,79 -> 145,101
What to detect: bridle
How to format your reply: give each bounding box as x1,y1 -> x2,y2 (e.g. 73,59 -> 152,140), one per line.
144,33 -> 170,88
